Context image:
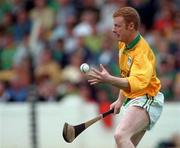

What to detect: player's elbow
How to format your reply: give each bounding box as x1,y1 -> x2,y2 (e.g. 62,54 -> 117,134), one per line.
127,75 -> 150,93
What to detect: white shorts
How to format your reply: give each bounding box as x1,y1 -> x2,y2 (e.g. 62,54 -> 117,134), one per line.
122,92 -> 164,130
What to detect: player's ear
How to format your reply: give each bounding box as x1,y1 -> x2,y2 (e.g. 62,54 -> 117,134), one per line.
128,22 -> 134,30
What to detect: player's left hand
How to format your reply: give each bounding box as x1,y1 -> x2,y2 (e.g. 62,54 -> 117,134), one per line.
87,64 -> 112,85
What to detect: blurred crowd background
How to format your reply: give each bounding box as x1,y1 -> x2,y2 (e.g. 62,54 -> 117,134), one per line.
0,0 -> 179,106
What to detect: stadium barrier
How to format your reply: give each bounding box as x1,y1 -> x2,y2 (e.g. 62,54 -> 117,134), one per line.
0,97 -> 180,148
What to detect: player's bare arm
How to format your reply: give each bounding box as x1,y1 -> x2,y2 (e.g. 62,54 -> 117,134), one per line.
110,90 -> 126,115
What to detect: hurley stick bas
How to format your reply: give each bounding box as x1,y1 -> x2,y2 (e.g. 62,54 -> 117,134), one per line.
62,108 -> 114,143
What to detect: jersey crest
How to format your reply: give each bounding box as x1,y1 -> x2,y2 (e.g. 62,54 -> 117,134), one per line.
127,56 -> 132,67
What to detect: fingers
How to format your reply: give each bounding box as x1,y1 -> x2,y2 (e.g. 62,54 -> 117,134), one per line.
110,102 -> 120,115
91,67 -> 102,76
87,65 -> 106,79
100,64 -> 105,71
89,82 -> 98,85
88,79 -> 100,85
110,103 -> 116,115
87,73 -> 101,85
110,105 -> 113,110
114,106 -> 120,115
87,64 -> 106,85
87,68 -> 102,84
88,72 -> 101,80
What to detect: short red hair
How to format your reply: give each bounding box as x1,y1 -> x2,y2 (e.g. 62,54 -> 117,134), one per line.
113,7 -> 140,30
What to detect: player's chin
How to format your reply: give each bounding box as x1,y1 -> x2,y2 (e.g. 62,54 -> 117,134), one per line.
114,34 -> 121,41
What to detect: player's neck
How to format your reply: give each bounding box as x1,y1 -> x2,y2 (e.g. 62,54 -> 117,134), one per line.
126,31 -> 139,45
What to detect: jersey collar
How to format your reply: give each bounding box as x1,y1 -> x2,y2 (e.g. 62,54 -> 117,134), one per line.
125,33 -> 141,50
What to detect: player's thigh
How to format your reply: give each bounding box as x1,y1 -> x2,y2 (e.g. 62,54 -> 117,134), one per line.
131,130 -> 146,146
116,106 -> 149,137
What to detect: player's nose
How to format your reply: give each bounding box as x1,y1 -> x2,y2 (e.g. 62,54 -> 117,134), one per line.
112,27 -> 116,34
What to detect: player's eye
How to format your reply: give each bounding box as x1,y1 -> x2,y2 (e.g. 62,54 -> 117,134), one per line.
114,24 -> 121,28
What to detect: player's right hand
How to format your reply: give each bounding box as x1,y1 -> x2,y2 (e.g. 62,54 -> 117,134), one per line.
110,99 -> 123,115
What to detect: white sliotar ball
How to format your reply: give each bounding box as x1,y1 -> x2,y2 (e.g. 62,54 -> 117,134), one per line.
80,63 -> 90,73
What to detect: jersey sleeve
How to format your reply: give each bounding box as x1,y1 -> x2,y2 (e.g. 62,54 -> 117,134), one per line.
127,50 -> 153,93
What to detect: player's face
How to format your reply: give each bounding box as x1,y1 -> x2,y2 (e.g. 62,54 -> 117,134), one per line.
112,16 -> 131,42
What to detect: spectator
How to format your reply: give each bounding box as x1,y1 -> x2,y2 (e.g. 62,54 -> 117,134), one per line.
73,29 -> 94,65
173,73 -> 180,101
157,133 -> 180,148
99,0 -> 126,31
7,75 -> 29,102
0,32 -> 17,70
61,49 -> 84,83
13,9 -> 32,42
13,34 -> 31,66
30,0 -> 55,30
153,0 -> 176,39
78,81 -> 96,103
37,79 -> 58,102
0,81 -> 9,102
35,48 -> 62,85
79,10 -> 103,54
97,31 -> 119,75
51,38 -> 68,68
56,0 -> 76,26
1,12 -> 14,33
158,54 -> 176,101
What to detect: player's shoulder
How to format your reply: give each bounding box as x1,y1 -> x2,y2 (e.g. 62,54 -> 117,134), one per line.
140,36 -> 151,48
136,36 -> 152,52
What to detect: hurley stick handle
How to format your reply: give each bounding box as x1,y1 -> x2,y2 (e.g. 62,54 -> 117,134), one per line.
102,108 -> 114,118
